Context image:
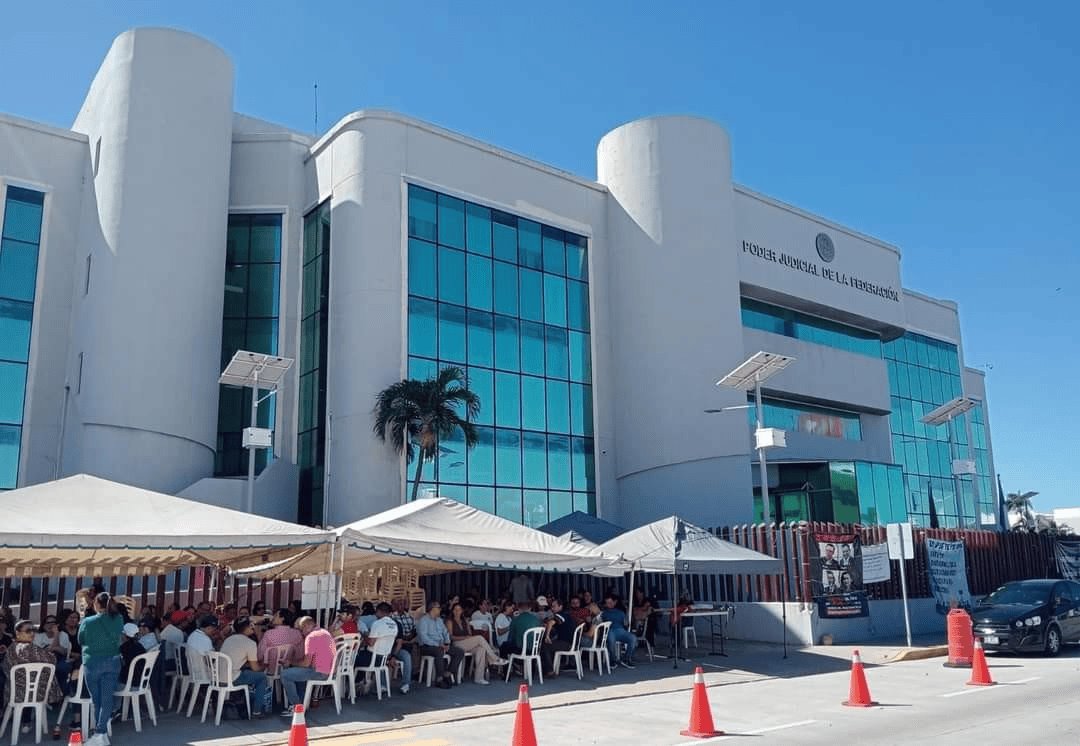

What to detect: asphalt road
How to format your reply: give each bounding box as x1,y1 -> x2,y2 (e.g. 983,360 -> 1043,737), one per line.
313,645 -> 1080,745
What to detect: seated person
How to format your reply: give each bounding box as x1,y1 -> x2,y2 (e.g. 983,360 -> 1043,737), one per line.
220,617 -> 270,716
357,602 -> 378,633
119,622 -> 147,681
469,598 -> 496,642
331,606 -> 360,637
546,598 -> 582,653
566,595 -> 591,626
416,602 -> 463,689
359,602 -> 413,695
445,602 -> 506,685
632,588 -> 659,646
258,609 -> 303,666
534,596 -> 554,622
600,594 -> 638,669
503,601 -> 554,675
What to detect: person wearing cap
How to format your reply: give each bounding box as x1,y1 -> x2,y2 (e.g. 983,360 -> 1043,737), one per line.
186,614 -> 219,657
119,622 -> 147,681
416,601 -> 462,689
220,617 -> 269,717
534,595 -> 553,622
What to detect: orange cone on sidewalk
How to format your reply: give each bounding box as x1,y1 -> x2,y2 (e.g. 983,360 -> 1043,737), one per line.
841,649 -> 878,707
680,666 -> 723,738
512,684 -> 538,746
966,638 -> 996,686
288,704 -> 309,746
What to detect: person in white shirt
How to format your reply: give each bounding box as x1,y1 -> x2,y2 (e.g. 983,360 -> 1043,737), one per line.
33,614 -> 73,693
470,599 -> 496,642
494,600 -> 515,648
356,603 -> 402,694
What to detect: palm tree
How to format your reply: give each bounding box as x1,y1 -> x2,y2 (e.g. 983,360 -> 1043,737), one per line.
1005,490 -> 1038,532
372,366 -> 480,502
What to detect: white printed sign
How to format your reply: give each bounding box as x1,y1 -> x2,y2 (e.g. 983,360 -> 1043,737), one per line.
886,522 -> 914,560
926,538 -> 972,614
862,543 -> 892,584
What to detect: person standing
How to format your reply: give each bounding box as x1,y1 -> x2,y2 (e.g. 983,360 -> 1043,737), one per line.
79,593 -> 124,746
509,574 -> 535,605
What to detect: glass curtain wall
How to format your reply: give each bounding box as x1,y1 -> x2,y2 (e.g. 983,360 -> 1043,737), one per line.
746,396 -> 862,441
215,214 -> 282,477
968,403 -> 995,524
406,185 -> 595,526
0,186 -> 44,490
884,332 -> 975,527
298,202 -> 331,525
740,298 -> 882,358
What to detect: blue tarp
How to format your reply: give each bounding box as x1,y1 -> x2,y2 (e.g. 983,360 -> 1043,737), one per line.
538,511 -> 626,546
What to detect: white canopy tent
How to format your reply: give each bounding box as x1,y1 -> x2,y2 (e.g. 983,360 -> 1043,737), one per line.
237,497 -> 628,580
0,474 -> 336,577
597,516 -> 784,664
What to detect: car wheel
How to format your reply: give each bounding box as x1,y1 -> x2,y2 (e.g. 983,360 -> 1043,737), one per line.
1044,624 -> 1062,657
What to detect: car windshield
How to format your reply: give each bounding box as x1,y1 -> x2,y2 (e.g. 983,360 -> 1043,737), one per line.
983,584 -> 1050,606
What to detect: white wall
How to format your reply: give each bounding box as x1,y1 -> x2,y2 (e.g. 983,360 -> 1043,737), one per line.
0,115 -> 88,487
67,28 -> 235,494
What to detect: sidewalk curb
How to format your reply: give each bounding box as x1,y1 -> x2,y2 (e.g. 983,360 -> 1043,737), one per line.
888,645 -> 948,662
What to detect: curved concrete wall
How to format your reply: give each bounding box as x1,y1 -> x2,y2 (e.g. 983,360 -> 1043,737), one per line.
597,116 -> 754,527
70,28 -> 234,493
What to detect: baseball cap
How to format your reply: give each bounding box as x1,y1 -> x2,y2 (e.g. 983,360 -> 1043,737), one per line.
122,622 -> 139,638
536,595 -> 549,607
170,610 -> 188,625
197,614 -> 219,629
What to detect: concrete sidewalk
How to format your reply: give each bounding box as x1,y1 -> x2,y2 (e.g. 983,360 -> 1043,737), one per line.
104,636 -> 946,745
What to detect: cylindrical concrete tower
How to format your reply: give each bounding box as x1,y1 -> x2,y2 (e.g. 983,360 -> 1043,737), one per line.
69,28 -> 234,493
596,116 -> 754,528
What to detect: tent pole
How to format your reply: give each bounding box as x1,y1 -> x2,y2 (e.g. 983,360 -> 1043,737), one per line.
325,541 -> 337,628
672,559 -> 679,670
627,569 -> 635,631
780,522 -> 789,659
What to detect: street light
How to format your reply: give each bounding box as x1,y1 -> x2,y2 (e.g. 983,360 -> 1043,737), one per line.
921,395 -> 982,527
219,351 -> 295,514
716,351 -> 796,525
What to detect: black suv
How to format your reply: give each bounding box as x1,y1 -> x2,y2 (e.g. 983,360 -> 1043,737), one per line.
971,579 -> 1080,656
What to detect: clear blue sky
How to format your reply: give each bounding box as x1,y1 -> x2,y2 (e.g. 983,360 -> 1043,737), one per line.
3,1 -> 1077,512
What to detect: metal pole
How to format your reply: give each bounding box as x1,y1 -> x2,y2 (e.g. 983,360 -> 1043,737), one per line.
965,411 -> 981,526
946,416 -> 959,520
246,368 -> 259,514
781,522 -> 789,659
755,376 -> 772,525
898,530 -> 912,648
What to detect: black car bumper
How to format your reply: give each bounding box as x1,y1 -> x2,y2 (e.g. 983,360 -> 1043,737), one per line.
972,624 -> 1046,652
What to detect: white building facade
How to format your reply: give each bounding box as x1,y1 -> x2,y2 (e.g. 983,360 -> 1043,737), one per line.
0,28 -> 999,530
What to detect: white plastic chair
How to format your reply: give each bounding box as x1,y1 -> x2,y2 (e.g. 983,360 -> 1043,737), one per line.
0,662 -> 55,745
301,645 -> 350,715
114,648 -> 160,733
201,652 -> 251,726
167,642 -> 190,711
333,637 -> 361,704
418,653 -> 450,687
334,633 -> 361,650
183,647 -> 213,718
553,623 -> 586,680
683,623 -> 698,649
264,644 -> 294,707
583,621 -> 612,675
57,665 -> 95,742
353,634 -> 395,701
504,627 -> 544,685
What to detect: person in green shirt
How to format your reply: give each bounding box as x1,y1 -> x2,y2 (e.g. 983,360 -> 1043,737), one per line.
78,592 -> 124,746
502,602 -> 554,675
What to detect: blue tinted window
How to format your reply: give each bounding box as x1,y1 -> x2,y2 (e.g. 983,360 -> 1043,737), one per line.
519,269 -> 543,322
437,193 -> 465,249
496,488 -> 523,523
495,373 -> 521,428
518,220 -> 542,269
566,234 -> 588,281
0,362 -> 26,424
467,255 -> 492,311
409,356 -> 438,381
567,280 -> 589,331
407,185 -> 437,242
465,203 -> 492,255
520,321 -> 545,376
542,226 -> 565,275
408,298 -> 437,358
466,310 -> 494,367
494,315 -> 520,371
0,240 -> 39,302
492,211 -> 517,262
524,489 -> 548,528
468,367 -> 493,425
546,379 -> 570,434
521,376 -> 546,431
741,298 -> 880,358
543,274 -> 567,327
568,331 -> 591,383
0,425 -> 19,489
468,486 -> 495,513
522,432 -> 547,488
495,428 -> 522,486
570,384 -> 593,436
438,247 -> 465,305
549,490 -> 573,522
1,190 -> 44,243
571,437 -> 594,491
408,238 -> 437,298
747,396 -> 862,441
493,261 -> 518,316
469,427 -> 495,485
0,300 -> 32,363
438,303 -> 466,363
545,327 -> 569,379
547,435 -> 571,490
441,426 -> 467,483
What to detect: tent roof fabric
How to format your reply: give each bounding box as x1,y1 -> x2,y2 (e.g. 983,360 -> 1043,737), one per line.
0,474 -> 334,575
537,511 -> 625,545
597,516 -> 782,576
339,498 -> 625,576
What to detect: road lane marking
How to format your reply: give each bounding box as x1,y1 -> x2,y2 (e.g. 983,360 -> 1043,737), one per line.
705,719 -> 818,741
309,733 -> 453,745
941,675 -> 1040,697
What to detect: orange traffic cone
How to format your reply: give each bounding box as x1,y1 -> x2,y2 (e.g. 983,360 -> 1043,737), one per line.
512,684 -> 538,746
841,649 -> 878,707
966,638 -> 996,686
680,666 -> 723,738
288,704 -> 308,746
67,731 -> 82,745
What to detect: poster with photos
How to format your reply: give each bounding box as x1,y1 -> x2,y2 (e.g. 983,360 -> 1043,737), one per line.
811,532 -> 869,618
